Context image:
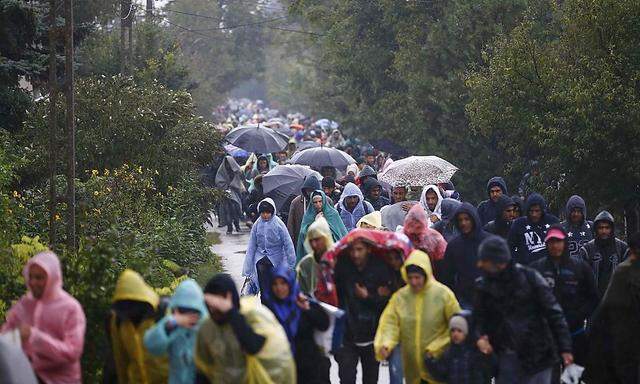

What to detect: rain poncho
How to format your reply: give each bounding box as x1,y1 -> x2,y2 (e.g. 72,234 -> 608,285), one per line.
297,217 -> 335,296
143,279 -> 208,384
419,185 -> 443,227
336,182 -> 374,231
327,129 -> 347,148
357,211 -> 383,229
243,198 -> 296,288
403,204 -> 447,262
110,269 -> 169,384
195,296 -> 296,384
261,267 -> 301,349
1,251 -> 86,384
374,250 -> 461,384
296,190 -> 348,262
216,156 -> 246,228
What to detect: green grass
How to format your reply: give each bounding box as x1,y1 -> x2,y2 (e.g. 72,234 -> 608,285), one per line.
205,231 -> 222,246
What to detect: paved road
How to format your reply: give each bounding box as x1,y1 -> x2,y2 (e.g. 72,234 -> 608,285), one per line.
207,215 -> 391,384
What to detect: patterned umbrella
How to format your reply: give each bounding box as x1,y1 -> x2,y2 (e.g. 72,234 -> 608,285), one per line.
290,146 -> 355,170
323,229 -> 414,268
378,156 -> 458,187
224,124 -> 289,153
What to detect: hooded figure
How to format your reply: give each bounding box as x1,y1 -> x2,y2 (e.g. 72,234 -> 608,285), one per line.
363,178 -> 390,211
261,267 -> 302,349
419,185 -> 443,227
215,156 -> 246,233
296,190 -> 347,262
381,201 -> 418,233
560,195 -> 593,258
108,269 -> 169,384
403,204 -> 448,264
287,175 -> 334,247
441,203 -> 490,308
507,193 -> 559,265
243,198 -> 296,293
432,198 -> 462,242
297,217 -> 335,297
477,177 -> 509,226
336,182 -> 375,231
579,210 -> 629,297
374,250 -> 461,384
357,211 -> 384,230
195,274 -> 296,384
0,251 -> 86,384
143,279 -> 208,384
358,165 -> 391,198
249,154 -> 277,180
483,195 -> 516,239
327,129 -> 347,148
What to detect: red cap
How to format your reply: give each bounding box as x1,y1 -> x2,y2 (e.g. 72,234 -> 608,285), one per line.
545,228 -> 566,242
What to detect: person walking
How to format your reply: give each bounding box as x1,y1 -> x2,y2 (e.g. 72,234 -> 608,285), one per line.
296,217 -> 334,297
483,195 -> 517,239
508,193 -> 559,265
419,185 -> 443,227
143,279 -> 208,384
375,249 -> 461,384
433,198 -> 462,242
243,198 -> 296,298
287,175 -> 333,247
0,251 -> 86,384
579,210 -> 629,298
560,195 -> 593,258
477,177 -> 509,226
530,225 -> 598,368
363,178 -> 390,211
403,204 -> 448,273
336,182 -> 375,231
295,190 -> 347,262
215,155 -> 245,234
474,237 -> 573,384
381,182 -> 415,231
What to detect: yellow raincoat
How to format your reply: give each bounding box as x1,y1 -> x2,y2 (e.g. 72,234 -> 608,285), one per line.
374,250 -> 461,384
296,217 -> 334,295
110,269 -> 169,384
357,211 -> 383,229
195,296 -> 295,384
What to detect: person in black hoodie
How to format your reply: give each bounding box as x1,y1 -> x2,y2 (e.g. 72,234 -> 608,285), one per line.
507,193 -> 559,265
579,210 -> 628,298
474,237 -> 573,384
441,202 -> 490,309
363,178 -> 390,211
477,177 -> 509,226
433,198 -> 462,242
530,225 -> 598,367
483,195 -> 517,239
560,195 -> 593,258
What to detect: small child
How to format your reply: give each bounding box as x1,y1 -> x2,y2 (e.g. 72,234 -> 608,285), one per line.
424,313 -> 495,384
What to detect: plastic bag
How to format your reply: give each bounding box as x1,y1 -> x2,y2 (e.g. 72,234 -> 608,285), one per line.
561,364 -> 585,384
241,277 -> 259,296
313,301 -> 346,356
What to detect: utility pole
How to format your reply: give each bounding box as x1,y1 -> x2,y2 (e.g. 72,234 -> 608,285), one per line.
48,0 -> 58,247
64,0 -> 76,250
120,0 -> 134,74
146,0 -> 153,19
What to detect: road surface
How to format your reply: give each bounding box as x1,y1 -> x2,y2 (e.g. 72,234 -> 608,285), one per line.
207,215 -> 391,384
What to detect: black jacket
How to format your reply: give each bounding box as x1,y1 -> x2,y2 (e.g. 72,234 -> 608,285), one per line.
483,195 -> 516,239
424,342 -> 495,384
295,301 -> 330,384
433,198 -> 462,242
477,177 -> 508,226
474,263 -> 572,375
530,254 -> 598,332
560,195 -> 594,258
508,193 -> 559,265
363,178 -> 390,211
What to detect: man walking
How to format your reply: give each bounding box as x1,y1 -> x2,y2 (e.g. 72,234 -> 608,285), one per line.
477,176 -> 509,226
508,193 -> 559,265
560,195 -> 593,258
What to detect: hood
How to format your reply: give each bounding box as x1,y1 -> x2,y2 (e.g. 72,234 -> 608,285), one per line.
339,182 -> 364,206
204,273 -> 240,312
358,165 -> 377,179
224,155 -> 241,173
495,195 -> 516,221
565,195 -> 587,221
301,174 -> 321,194
452,202 -> 483,237
257,197 -> 277,217
525,193 -> 548,215
23,251 -> 63,302
400,249 -> 435,291
113,269 -> 159,309
264,266 -> 299,303
357,211 -> 383,229
404,203 -> 430,239
169,279 -> 207,316
593,210 -> 615,228
362,177 -> 382,196
304,216 -> 334,253
440,198 -> 462,221
486,176 -> 508,195
419,185 -> 443,216
346,163 -> 359,176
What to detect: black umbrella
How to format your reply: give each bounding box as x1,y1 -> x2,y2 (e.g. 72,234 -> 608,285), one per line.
297,141 -> 321,151
224,124 -> 289,153
290,146 -> 355,170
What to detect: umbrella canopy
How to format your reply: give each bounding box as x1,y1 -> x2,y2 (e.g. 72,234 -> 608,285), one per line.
323,229 -> 413,268
223,144 -> 249,158
378,155 -> 458,187
224,124 -> 289,154
262,165 -> 321,210
297,141 -> 321,151
290,146 -> 355,170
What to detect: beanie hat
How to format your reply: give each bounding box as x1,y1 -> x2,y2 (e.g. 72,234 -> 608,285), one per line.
449,315 -> 469,336
478,236 -> 512,264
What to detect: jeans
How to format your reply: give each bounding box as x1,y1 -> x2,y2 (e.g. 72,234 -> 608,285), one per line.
334,342 -> 379,384
497,351 -> 552,384
388,344 -> 403,384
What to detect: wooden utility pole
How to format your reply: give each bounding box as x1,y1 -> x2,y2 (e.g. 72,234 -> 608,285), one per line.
64,0 -> 75,250
146,0 -> 153,18
120,0 -> 133,74
48,0 -> 58,247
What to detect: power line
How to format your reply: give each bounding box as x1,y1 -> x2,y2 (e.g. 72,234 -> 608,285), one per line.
190,15 -> 288,32
268,26 -> 324,37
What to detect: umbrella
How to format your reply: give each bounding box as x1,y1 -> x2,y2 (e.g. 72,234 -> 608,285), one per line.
224,124 -> 289,154
297,140 -> 321,151
378,155 -> 458,187
315,118 -> 339,131
290,146 -> 355,170
262,165 -> 321,209
323,229 -> 413,268
223,144 -> 249,158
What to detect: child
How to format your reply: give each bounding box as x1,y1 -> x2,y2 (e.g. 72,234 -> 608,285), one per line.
424,313 -> 495,384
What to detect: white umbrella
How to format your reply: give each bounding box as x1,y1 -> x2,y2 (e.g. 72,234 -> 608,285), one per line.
378,156 -> 458,186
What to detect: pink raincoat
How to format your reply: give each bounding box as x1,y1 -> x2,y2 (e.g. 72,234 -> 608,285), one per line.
403,204 -> 447,263
1,251 -> 86,384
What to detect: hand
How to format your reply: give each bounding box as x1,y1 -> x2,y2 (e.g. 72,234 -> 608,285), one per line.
19,324 -> 31,342
296,293 -> 310,311
561,352 -> 574,366
173,312 -> 201,329
401,202 -> 416,212
377,285 -> 391,297
476,336 -> 493,355
204,292 -> 234,314
430,214 -> 440,223
379,346 -> 390,360
354,283 -> 369,299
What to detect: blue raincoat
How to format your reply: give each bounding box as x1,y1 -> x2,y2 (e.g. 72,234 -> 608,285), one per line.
243,198 -> 296,287
336,182 -> 374,231
143,279 -> 208,384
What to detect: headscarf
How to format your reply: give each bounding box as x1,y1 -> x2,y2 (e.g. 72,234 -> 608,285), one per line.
346,164 -> 359,177
419,185 -> 443,225
261,267 -> 301,350
403,204 -> 447,261
296,190 -> 348,261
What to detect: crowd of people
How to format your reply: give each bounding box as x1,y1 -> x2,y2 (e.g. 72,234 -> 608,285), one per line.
1,99 -> 639,384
